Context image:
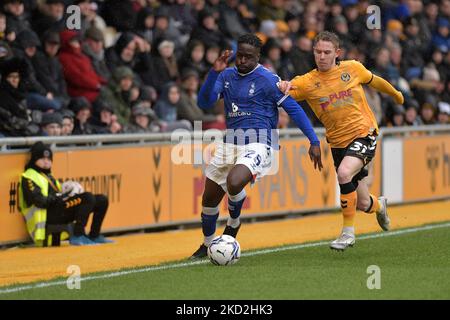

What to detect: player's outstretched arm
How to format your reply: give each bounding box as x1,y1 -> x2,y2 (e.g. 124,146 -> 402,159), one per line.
368,75 -> 404,104
198,50 -> 233,109
281,96 -> 323,171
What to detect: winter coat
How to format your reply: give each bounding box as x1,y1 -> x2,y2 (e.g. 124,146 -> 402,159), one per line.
58,30 -> 106,102
0,80 -> 34,136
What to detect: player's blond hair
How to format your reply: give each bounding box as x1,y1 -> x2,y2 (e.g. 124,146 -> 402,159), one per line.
313,31 -> 341,49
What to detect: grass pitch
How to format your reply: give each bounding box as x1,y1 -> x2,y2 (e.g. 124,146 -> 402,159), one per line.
1,223 -> 449,300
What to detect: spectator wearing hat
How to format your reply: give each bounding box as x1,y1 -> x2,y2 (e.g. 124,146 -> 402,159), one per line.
59,30 -> 106,103
19,141 -> 113,246
82,26 -> 111,81
69,96 -> 96,135
437,101 -> 450,124
0,57 -> 37,137
190,9 -> 223,49
13,29 -> 63,112
61,109 -> 74,136
432,18 -> 450,53
99,66 -> 140,126
124,103 -> 161,133
105,32 -> 152,86
151,38 -> 179,93
32,0 -> 66,36
2,0 -> 31,35
89,101 -> 122,134
135,7 -> 155,45
32,30 -> 70,109
178,69 -> 226,130
40,112 -> 63,136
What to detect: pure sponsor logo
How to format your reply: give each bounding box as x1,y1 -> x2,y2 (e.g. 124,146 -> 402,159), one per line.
319,89 -> 354,110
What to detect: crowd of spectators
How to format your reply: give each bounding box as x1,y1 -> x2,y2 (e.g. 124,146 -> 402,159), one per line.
0,0 -> 449,138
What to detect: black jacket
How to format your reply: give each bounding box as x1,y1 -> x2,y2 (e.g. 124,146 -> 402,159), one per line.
32,50 -> 69,104
0,80 -> 33,136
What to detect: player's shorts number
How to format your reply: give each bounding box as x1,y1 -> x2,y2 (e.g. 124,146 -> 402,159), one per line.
244,151 -> 262,167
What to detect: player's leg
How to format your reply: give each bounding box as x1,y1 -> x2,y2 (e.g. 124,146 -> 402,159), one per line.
222,143 -> 272,238
190,178 -> 226,259
356,177 -> 390,231
330,155 -> 364,251
223,164 -> 253,237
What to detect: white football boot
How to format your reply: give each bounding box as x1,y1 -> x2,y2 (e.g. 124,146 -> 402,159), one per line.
330,232 -> 355,251
376,196 -> 390,231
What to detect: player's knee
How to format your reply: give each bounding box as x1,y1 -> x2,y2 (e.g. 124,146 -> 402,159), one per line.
337,166 -> 353,184
226,174 -> 244,196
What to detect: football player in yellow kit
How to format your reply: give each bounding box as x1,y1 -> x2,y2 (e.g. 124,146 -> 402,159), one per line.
279,31 -> 404,251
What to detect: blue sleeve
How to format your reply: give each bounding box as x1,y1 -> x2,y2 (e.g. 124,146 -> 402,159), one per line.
281,96 -> 320,146
198,69 -> 224,109
266,73 -> 320,146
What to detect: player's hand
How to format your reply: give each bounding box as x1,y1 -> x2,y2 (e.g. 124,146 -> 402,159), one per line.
309,145 -> 323,171
394,90 -> 404,105
277,80 -> 297,95
213,50 -> 233,72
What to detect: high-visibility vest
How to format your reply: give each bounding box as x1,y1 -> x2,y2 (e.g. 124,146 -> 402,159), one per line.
18,168 -> 67,246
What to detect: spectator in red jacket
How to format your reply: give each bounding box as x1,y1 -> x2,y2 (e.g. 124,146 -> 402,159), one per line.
58,30 -> 106,103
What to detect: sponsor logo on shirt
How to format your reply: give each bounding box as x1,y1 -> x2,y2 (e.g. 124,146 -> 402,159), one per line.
228,103 -> 252,117
319,89 -> 354,110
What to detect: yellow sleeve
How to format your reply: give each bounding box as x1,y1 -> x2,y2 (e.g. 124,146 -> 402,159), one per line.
289,75 -> 307,101
369,75 -> 404,104
352,60 -> 373,84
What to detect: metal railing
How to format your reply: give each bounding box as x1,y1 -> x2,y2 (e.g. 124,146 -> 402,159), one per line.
0,125 -> 449,152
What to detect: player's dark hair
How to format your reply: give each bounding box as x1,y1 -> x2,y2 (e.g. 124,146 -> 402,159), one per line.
313,31 -> 341,49
237,34 -> 263,50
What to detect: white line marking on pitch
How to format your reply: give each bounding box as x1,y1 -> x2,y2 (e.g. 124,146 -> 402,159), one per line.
1,222 -> 449,295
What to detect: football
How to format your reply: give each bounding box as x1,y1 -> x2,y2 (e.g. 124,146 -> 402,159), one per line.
61,180 -> 84,199
207,235 -> 241,266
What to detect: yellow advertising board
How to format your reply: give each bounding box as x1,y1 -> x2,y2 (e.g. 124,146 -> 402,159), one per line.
403,135 -> 450,201
1,136 -> 387,245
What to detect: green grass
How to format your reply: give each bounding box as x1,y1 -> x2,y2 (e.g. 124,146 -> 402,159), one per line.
1,224 -> 449,300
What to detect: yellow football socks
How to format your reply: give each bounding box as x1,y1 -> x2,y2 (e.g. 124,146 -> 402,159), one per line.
341,191 -> 357,228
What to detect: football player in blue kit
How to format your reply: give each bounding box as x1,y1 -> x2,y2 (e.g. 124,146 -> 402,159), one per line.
190,34 -> 322,259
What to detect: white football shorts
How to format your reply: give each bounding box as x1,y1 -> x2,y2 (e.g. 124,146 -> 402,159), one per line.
205,142 -> 278,191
